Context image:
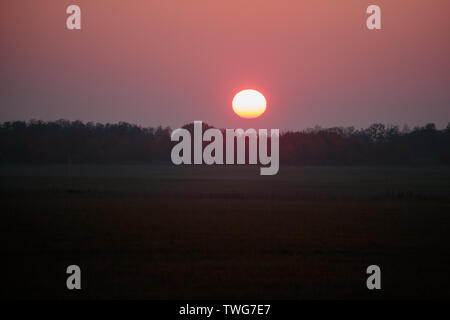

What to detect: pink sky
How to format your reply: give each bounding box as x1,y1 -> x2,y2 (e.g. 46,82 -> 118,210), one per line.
1,0 -> 449,129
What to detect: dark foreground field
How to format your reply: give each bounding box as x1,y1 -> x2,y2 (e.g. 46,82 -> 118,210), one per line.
1,165 -> 450,299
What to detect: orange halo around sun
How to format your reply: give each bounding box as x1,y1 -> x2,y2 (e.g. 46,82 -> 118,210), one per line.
232,89 -> 267,119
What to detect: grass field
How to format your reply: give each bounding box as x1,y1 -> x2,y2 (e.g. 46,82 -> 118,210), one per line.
1,165 -> 450,299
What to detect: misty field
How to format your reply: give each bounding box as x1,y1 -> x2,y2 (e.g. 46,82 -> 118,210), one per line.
1,165 -> 450,299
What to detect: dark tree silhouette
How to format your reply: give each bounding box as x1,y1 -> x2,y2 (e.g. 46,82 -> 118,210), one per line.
0,120 -> 449,165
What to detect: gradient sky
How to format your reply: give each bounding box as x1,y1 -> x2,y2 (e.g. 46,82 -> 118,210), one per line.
1,0 -> 449,130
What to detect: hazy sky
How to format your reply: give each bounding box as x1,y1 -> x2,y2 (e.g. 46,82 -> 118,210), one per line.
1,0 -> 449,129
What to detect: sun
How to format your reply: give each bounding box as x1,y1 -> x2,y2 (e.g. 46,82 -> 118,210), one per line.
232,89 -> 267,119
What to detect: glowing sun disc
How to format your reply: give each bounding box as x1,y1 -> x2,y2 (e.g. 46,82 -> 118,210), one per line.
232,89 -> 267,119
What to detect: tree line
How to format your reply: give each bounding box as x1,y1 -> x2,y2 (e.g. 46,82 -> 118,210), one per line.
0,120 -> 449,165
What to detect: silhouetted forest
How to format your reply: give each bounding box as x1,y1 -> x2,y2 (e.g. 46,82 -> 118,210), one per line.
1,120 -> 449,165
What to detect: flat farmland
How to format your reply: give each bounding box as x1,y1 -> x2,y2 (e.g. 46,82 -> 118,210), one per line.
1,165 -> 449,299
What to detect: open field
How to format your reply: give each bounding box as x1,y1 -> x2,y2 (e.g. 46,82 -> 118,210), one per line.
1,165 -> 450,299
